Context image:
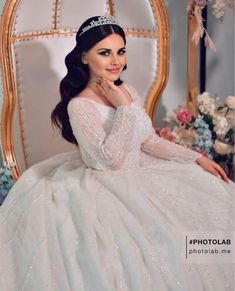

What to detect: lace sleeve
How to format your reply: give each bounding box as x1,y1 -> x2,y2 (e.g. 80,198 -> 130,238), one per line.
141,131 -> 202,163
67,98 -> 137,169
123,84 -> 202,163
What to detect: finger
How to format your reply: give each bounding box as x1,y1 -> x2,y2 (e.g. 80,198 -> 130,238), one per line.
212,164 -> 228,183
95,79 -> 102,86
96,77 -> 102,83
102,78 -> 115,90
96,84 -> 105,95
214,163 -> 226,176
103,78 -> 114,86
99,79 -> 109,89
96,79 -> 102,85
101,79 -> 110,90
98,81 -> 109,94
214,165 -> 229,183
210,168 -> 220,178
215,171 -> 226,183
102,83 -> 113,95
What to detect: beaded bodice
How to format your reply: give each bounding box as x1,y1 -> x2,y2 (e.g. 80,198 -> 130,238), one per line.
67,84 -> 201,171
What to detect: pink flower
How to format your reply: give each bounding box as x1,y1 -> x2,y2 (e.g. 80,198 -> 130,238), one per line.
155,127 -> 176,142
196,150 -> 208,157
176,108 -> 192,124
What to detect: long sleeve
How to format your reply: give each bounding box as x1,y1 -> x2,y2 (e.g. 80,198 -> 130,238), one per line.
67,98 -> 138,170
141,131 -> 202,163
125,85 -> 202,163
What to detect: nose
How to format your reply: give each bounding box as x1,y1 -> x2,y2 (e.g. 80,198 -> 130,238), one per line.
111,54 -> 120,66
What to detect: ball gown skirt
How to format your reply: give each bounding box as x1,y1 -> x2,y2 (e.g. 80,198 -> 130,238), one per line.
0,84 -> 234,291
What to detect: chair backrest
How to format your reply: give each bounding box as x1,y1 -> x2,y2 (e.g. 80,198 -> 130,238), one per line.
0,0 -> 169,179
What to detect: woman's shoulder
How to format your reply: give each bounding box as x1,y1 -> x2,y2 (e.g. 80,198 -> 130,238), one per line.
68,88 -> 96,107
77,88 -> 94,99
67,96 -> 102,122
68,96 -> 98,111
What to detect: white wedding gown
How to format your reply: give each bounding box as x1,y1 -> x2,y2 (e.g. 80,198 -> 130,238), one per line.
0,84 -> 234,291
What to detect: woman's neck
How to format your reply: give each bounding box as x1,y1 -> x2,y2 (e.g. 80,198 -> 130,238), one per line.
86,82 -> 102,98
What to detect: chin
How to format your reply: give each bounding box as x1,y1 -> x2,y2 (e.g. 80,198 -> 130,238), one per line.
106,74 -> 121,82
102,70 -> 121,81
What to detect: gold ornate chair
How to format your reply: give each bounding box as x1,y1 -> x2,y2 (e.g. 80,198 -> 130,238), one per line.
0,0 -> 169,179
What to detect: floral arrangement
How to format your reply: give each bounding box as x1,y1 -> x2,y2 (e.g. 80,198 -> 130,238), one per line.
0,161 -> 15,205
160,93 -> 235,180
187,0 -> 234,50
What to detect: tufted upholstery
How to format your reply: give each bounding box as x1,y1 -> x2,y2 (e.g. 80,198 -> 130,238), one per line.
0,0 -> 169,179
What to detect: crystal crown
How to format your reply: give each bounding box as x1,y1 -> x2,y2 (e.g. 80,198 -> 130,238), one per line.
79,14 -> 120,36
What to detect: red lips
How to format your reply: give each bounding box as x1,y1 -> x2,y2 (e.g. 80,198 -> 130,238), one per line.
106,68 -> 121,74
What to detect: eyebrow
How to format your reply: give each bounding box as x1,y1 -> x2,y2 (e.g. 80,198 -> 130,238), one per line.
97,47 -> 126,52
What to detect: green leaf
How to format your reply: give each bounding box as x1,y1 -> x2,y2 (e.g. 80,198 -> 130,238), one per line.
225,128 -> 234,139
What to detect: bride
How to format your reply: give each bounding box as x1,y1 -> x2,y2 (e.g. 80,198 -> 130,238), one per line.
0,15 -> 234,291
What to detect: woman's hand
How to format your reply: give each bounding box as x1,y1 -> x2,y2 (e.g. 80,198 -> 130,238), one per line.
196,156 -> 229,183
95,77 -> 131,108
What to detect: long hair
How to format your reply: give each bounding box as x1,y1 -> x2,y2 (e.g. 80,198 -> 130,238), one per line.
51,16 -> 127,145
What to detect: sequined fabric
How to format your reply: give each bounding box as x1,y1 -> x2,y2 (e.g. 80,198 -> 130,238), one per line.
0,84 -> 234,291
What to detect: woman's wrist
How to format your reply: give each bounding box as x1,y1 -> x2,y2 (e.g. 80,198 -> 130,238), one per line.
195,156 -> 204,165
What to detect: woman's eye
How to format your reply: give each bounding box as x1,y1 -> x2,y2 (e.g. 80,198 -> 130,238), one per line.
99,51 -> 110,56
119,49 -> 126,55
98,50 -> 126,56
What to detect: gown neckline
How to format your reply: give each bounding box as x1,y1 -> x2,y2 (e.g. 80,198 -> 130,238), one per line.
78,83 -> 134,111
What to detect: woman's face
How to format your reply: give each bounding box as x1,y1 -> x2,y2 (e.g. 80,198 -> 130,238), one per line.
83,33 -> 126,82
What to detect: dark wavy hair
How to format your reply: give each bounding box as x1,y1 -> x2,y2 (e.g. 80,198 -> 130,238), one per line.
51,16 -> 127,145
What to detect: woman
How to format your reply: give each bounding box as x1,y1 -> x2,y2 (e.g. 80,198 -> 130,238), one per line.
0,15 -> 234,291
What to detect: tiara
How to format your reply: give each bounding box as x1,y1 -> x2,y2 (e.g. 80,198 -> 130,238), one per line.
79,14 -> 120,36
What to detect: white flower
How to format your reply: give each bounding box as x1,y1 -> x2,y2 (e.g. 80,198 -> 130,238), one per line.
213,116 -> 228,127
163,112 -> 177,124
214,140 -> 232,155
225,96 -> 235,109
197,92 -> 210,105
197,92 -> 216,116
214,117 -> 230,138
226,110 -> 235,126
173,127 -> 198,148
213,115 -> 230,137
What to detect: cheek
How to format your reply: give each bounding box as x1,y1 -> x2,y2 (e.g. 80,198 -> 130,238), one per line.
121,56 -> 126,66
88,57 -> 108,73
